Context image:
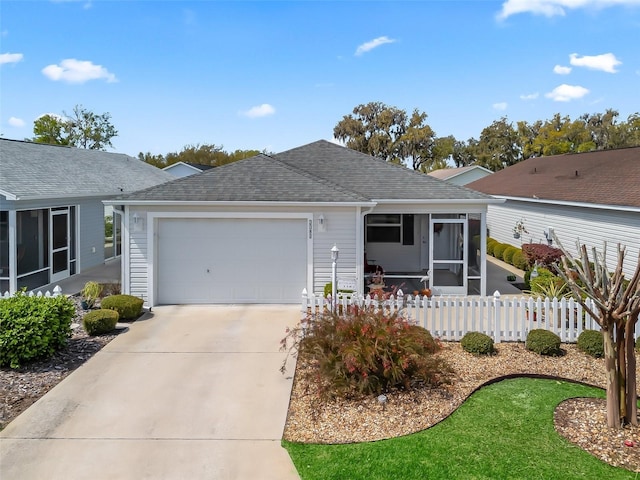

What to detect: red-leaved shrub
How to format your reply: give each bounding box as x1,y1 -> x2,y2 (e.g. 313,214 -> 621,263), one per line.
522,243 -> 563,269
280,309 -> 452,398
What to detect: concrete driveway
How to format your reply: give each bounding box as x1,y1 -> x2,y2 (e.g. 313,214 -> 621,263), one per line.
0,305 -> 301,480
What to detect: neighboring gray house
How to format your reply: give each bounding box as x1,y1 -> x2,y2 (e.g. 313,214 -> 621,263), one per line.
108,140 -> 501,306
467,147 -> 640,277
428,165 -> 493,186
163,162 -> 214,178
0,139 -> 173,294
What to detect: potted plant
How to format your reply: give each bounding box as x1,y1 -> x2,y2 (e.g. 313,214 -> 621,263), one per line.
81,281 -> 103,310
513,218 -> 528,239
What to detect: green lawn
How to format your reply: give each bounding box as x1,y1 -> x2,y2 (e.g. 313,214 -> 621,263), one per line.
285,378 -> 636,480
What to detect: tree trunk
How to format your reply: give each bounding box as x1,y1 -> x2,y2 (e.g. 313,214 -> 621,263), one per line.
617,323 -> 627,421
625,316 -> 638,426
603,328 -> 621,428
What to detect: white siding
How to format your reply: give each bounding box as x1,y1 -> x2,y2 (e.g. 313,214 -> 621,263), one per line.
448,169 -> 492,186
487,201 -> 640,277
312,209 -> 358,295
123,205 -> 360,303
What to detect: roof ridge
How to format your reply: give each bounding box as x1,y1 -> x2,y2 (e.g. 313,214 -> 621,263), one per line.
266,154 -> 370,202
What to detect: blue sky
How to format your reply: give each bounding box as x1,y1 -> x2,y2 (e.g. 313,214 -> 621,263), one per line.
1,0 -> 639,157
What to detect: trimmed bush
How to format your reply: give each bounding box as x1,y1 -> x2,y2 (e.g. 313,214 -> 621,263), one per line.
526,329 -> 562,356
487,239 -> 498,256
282,309 -> 452,398
502,246 -> 519,265
0,293 -> 75,368
460,332 -> 495,355
100,294 -> 144,320
577,330 -> 604,358
511,250 -> 528,270
83,309 -> 119,335
493,243 -> 509,260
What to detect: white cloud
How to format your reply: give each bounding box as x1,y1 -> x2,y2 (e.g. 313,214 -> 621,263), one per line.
520,92 -> 539,100
497,0 -> 640,20
8,117 -> 25,127
355,36 -> 396,56
42,58 -> 117,84
0,53 -> 24,65
241,104 -> 275,118
569,52 -> 622,73
545,84 -> 590,101
492,102 -> 508,111
553,65 -> 572,75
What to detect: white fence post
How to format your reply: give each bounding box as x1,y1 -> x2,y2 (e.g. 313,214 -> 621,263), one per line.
492,291 -> 501,344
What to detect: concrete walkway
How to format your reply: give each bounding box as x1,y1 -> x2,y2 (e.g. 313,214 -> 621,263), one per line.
0,305 -> 301,480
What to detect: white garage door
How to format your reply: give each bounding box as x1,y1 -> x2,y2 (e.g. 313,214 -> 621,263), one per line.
157,218 -> 308,304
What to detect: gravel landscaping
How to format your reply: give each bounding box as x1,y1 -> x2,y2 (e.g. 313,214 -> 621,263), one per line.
284,341 -> 640,472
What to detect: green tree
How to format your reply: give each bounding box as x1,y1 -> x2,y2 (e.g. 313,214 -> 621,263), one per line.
451,138 -> 476,167
474,117 -> 521,171
32,105 -> 118,150
65,105 -> 118,150
137,152 -> 166,168
32,114 -> 71,146
425,135 -> 455,172
138,144 -> 262,169
611,113 -> 640,148
333,102 -> 436,170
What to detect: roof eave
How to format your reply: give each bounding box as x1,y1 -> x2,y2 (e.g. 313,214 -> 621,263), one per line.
493,195 -> 640,213
103,200 -> 377,207
371,198 -> 505,205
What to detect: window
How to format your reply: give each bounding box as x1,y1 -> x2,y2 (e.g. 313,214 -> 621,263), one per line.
366,214 -> 414,244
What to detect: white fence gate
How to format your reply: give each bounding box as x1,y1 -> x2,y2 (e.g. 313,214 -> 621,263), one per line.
301,290 -> 613,343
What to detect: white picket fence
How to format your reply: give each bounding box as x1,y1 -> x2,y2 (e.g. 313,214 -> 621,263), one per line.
1,285 -> 63,299
301,290 -> 610,343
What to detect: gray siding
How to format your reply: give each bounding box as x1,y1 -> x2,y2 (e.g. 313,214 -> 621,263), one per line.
78,199 -> 106,271
487,201 -> 640,277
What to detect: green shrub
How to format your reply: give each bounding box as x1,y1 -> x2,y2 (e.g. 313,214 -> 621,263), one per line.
511,250 -> 528,270
493,243 -> 509,260
487,239 -> 498,256
460,332 -> 495,355
529,268 -> 568,298
83,309 -> 119,335
81,281 -> 103,309
0,292 -> 75,368
577,330 -> 604,358
502,246 -> 519,265
100,294 -> 144,320
282,309 -> 452,398
526,329 -> 562,356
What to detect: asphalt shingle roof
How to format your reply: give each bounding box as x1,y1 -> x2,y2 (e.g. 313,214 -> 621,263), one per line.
114,140 -> 493,204
274,141 -> 490,201
466,147 -> 640,208
120,154 -> 369,203
0,139 -> 173,200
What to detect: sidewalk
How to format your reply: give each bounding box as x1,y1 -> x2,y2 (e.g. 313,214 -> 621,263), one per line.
36,258 -> 121,296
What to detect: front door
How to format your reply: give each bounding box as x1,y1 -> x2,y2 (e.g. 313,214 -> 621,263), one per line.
50,208 -> 70,283
430,218 -> 467,295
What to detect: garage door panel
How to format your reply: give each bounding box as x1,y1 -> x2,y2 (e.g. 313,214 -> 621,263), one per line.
157,218 -> 307,304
